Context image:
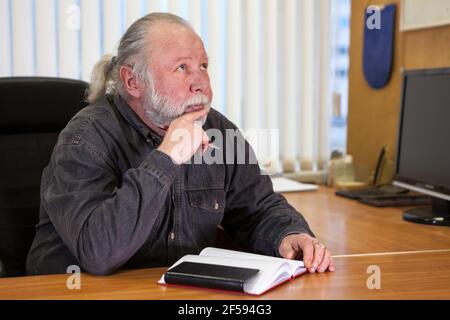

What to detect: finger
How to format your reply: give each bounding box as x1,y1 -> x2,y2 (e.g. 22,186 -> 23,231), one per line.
317,249 -> 332,273
200,132 -> 209,151
201,132 -> 210,152
202,131 -> 210,144
181,107 -> 209,122
310,244 -> 325,273
328,258 -> 335,272
279,240 -> 296,260
300,241 -> 314,270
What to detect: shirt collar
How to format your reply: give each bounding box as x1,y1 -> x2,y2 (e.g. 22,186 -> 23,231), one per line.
112,94 -> 162,144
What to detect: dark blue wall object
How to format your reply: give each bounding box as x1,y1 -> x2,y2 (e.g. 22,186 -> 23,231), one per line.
363,4 -> 396,89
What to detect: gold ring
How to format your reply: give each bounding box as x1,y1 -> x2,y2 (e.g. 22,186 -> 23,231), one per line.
313,240 -> 326,249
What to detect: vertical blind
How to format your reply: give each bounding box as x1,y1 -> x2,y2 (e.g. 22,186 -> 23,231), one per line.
0,0 -> 337,174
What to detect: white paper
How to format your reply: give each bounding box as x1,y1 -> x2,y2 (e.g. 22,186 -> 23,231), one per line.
271,177 -> 318,193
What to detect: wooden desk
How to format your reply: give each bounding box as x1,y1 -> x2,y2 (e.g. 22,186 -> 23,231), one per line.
0,251 -> 449,299
1,187 -> 449,299
284,187 -> 450,255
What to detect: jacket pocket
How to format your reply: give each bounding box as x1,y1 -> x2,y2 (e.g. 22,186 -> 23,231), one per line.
188,189 -> 226,214
187,189 -> 226,243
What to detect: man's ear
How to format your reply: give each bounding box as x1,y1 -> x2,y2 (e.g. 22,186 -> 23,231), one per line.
119,65 -> 142,99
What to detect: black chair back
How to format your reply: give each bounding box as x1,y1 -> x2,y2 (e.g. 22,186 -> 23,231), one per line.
0,77 -> 89,277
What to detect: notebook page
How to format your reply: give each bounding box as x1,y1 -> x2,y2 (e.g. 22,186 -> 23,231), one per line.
200,247 -> 305,277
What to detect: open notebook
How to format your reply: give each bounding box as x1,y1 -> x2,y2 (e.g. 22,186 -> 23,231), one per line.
158,247 -> 307,295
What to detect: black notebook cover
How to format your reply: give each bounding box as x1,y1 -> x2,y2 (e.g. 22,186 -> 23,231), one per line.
164,261 -> 260,292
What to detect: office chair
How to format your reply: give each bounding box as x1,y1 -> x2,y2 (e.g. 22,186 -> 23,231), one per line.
0,77 -> 89,277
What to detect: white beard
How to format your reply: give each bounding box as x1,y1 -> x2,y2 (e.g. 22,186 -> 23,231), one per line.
142,89 -> 211,128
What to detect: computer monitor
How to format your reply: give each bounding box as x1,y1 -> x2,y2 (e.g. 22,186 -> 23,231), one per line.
393,68 -> 450,226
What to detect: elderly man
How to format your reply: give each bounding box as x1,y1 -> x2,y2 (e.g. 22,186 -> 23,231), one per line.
27,13 -> 334,275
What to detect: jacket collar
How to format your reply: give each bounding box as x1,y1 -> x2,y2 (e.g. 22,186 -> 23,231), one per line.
111,94 -> 162,144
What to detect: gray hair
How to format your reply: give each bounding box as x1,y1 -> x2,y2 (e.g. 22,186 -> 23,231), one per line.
87,12 -> 193,104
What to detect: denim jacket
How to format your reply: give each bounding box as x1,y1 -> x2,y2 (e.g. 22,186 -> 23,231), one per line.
26,95 -> 314,275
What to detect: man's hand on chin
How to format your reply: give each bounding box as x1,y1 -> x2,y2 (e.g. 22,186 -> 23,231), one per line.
157,107 -> 210,165
279,233 -> 335,273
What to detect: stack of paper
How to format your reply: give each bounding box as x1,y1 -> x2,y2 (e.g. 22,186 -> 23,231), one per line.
270,177 -> 318,193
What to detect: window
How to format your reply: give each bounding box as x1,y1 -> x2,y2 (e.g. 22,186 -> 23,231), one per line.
0,0 -> 351,173
330,0 -> 351,155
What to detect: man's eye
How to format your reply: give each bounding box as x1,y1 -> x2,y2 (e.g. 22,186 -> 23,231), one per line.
201,63 -> 208,71
177,64 -> 187,71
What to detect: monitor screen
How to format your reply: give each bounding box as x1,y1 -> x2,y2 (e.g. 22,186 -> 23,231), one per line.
395,68 -> 450,197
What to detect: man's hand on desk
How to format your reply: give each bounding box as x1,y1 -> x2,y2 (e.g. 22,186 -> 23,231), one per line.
279,233 -> 335,273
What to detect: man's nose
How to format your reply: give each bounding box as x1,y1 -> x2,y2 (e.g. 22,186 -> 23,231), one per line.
190,73 -> 210,94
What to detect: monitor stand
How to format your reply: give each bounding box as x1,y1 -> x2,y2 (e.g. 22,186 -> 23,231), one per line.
403,198 -> 450,227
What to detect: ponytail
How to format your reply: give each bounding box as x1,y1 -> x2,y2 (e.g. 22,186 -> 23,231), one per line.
87,54 -> 116,104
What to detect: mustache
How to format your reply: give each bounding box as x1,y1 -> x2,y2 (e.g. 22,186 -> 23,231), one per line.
182,95 -> 211,108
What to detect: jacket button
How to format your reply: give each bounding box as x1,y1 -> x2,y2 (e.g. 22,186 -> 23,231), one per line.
170,232 -> 175,240
214,201 -> 219,210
